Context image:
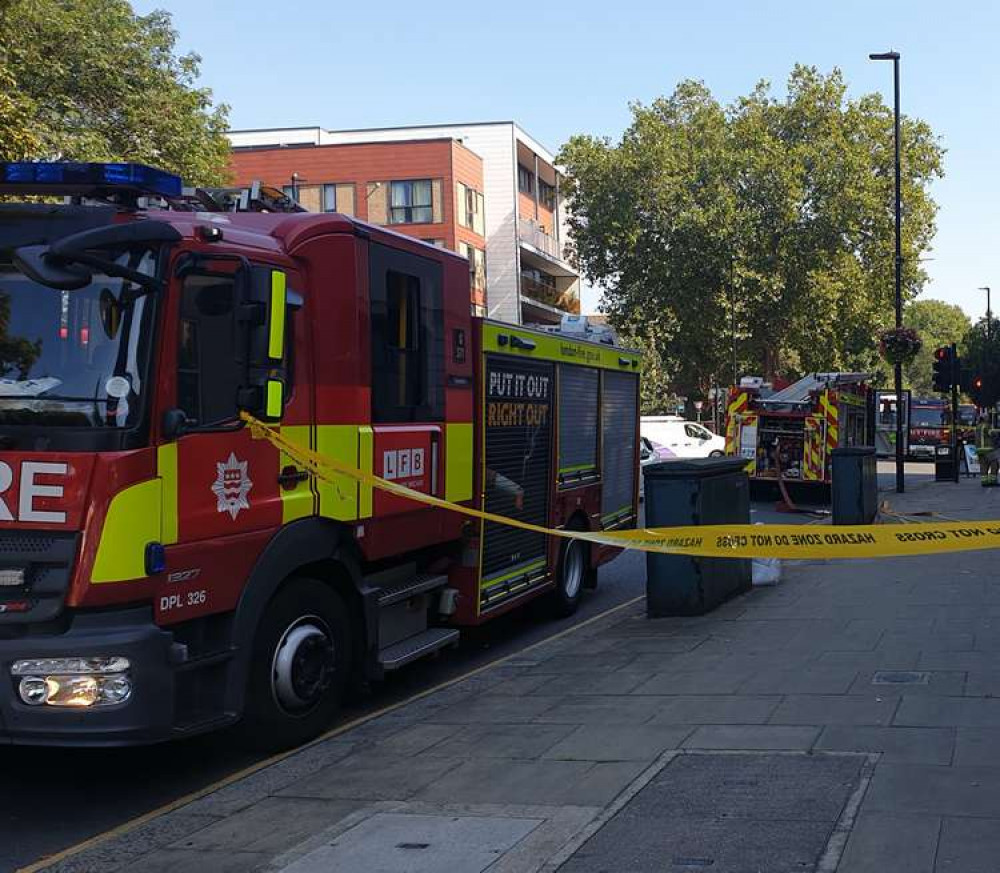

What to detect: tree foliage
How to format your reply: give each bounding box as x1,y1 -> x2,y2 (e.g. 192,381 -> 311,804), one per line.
900,299 -> 970,396
0,0 -> 230,184
560,67 -> 944,398
962,319 -> 1000,409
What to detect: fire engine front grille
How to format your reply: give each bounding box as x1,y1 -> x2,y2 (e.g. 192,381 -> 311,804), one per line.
0,530 -> 78,625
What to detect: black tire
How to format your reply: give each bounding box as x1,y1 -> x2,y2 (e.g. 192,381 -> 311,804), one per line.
709,450 -> 725,458
238,577 -> 352,751
549,536 -> 588,618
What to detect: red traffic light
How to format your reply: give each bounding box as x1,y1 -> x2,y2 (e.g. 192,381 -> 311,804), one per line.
934,347 -> 949,361
974,376 -> 983,390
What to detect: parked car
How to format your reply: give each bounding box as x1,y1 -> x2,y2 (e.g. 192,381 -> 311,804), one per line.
639,437 -> 675,498
640,417 -> 726,458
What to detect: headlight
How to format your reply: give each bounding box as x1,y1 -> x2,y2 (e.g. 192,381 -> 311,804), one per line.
11,656 -> 132,708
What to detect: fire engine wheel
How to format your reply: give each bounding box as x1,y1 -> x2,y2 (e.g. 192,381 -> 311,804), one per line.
240,577 -> 352,750
549,537 -> 587,617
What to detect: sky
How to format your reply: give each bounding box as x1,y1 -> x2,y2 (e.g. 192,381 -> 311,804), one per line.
138,0 -> 999,319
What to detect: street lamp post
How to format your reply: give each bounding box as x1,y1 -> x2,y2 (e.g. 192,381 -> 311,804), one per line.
870,50 -> 905,494
980,286 -> 992,340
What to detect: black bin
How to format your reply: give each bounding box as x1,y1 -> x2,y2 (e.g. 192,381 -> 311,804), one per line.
831,446 -> 878,525
934,445 -> 957,482
643,457 -> 751,617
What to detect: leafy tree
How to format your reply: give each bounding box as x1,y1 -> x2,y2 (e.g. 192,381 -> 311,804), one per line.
561,67 -> 944,400
899,299 -> 970,396
962,319 -> 1000,409
0,0 -> 230,185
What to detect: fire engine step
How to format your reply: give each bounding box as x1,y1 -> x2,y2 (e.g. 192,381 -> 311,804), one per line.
378,627 -> 459,671
376,573 -> 449,607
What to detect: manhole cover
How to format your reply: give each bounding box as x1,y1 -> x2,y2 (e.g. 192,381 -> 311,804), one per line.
560,753 -> 866,873
872,671 -> 930,686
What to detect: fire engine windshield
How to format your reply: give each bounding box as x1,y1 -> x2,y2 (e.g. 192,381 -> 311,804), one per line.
911,407 -> 947,429
0,248 -> 156,428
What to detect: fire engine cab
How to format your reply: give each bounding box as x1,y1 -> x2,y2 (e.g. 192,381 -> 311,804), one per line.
0,162 -> 640,747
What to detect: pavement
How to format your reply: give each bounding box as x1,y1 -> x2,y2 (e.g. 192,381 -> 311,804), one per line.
25,470 -> 1000,873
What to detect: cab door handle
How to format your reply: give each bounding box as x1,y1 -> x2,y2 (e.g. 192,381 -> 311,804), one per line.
278,466 -> 309,489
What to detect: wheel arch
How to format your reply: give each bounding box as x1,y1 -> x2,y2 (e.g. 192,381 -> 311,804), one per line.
225,518 -> 367,716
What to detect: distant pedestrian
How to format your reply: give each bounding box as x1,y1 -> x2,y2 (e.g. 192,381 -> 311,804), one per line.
976,415 -> 1000,487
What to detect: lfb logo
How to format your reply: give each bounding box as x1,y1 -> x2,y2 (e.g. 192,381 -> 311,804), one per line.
211,452 -> 253,520
382,448 -> 425,482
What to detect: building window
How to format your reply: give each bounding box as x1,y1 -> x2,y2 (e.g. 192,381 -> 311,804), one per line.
280,183 -> 352,215
389,180 -> 433,224
538,179 -> 555,210
518,165 -> 535,196
460,243 -> 486,295
457,182 -> 486,235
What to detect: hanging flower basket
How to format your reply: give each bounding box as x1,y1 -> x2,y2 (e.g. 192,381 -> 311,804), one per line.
879,327 -> 922,365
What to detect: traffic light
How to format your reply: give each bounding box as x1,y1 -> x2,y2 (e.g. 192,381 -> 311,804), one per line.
970,374 -> 985,405
932,346 -> 954,393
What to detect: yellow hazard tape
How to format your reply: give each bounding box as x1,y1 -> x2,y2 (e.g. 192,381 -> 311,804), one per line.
242,414 -> 1000,561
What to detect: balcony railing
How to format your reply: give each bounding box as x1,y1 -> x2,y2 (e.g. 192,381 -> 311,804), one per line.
518,219 -> 568,262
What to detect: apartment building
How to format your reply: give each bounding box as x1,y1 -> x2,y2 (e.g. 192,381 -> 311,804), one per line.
228,122 -> 581,326
228,138 -> 488,313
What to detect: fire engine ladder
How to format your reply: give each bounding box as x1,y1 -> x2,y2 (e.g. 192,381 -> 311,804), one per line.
361,564 -> 459,675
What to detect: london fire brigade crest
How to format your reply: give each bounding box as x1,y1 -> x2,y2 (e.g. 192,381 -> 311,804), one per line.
211,452 -> 253,519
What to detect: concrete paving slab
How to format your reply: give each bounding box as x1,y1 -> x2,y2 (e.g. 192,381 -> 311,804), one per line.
738,665 -> 859,695
275,812 -> 542,873
815,725 -> 955,765
532,654 -> 637,674
864,762 -> 1000,817
630,669 -> 753,696
935,816 -> 1000,873
168,797 -> 362,854
277,751 -> 461,801
895,695 -> 1000,727
531,695 -> 666,725
37,812 -> 225,873
769,694 -> 899,726
849,670 -> 965,696
962,670 -> 1000,697
682,725 -> 820,751
532,671 -> 648,696
481,674 -> 556,697
542,724 -> 693,762
428,694 -> 564,724
835,812 -> 940,873
181,740 -> 358,818
116,848 -> 269,873
374,722 -> 466,756
817,650 -> 921,670
648,694 -> 782,725
423,723 -> 576,759
953,727 -> 1000,766
416,758 -> 646,806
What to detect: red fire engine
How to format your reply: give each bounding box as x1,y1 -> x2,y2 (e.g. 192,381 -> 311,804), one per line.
724,373 -> 873,486
0,163 -> 640,747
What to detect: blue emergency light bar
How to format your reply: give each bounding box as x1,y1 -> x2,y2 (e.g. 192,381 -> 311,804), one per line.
0,161 -> 183,198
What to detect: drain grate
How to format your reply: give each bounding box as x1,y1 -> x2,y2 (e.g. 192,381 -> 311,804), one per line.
872,670 -> 930,686
559,753 -> 866,873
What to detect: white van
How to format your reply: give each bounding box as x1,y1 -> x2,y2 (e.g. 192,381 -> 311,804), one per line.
640,417 -> 726,458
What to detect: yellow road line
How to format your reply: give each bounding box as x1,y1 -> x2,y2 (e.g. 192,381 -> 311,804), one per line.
18,594 -> 645,873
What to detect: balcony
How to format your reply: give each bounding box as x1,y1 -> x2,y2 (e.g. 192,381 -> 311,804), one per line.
520,276 -> 580,314
518,218 -> 569,264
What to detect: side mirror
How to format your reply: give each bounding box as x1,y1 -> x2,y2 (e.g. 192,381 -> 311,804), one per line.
162,408 -> 189,441
238,267 -> 302,421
